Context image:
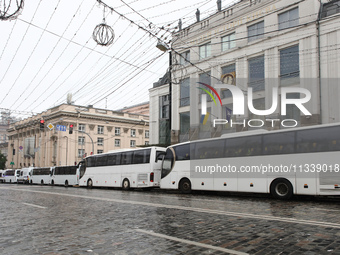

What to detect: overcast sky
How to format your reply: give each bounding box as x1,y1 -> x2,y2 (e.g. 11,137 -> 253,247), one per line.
0,0 -> 235,119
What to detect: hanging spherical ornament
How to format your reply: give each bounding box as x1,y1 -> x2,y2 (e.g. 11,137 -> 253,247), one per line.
93,23 -> 115,46
0,0 -> 24,20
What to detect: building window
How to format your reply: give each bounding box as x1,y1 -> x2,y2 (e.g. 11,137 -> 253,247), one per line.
160,95 -> 169,119
78,149 -> 85,158
222,33 -> 236,51
130,140 -> 136,147
199,71 -> 212,102
78,136 -> 85,145
221,64 -> 236,98
248,21 -> 264,42
179,112 -> 190,142
145,141 -> 149,145
159,119 -> 170,145
115,139 -> 120,147
180,51 -> 190,65
283,93 -> 301,124
115,127 -> 120,136
180,78 -> 190,107
145,130 -> 149,138
97,138 -> 103,146
97,150 -> 103,154
78,124 -> 85,132
98,125 -> 104,134
279,7 -> 299,30
248,55 -> 265,92
131,129 -> 136,137
248,98 -> 265,121
199,42 -> 211,59
280,45 -> 299,86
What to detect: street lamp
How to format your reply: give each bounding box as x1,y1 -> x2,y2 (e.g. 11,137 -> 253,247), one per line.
63,136 -> 68,165
156,41 -> 172,144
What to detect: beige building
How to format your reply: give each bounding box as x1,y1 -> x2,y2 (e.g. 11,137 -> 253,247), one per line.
119,102 -> 149,115
6,104 -> 150,168
0,111 -> 18,161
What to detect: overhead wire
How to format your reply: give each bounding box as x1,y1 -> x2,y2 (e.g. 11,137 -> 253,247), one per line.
48,0 -> 173,109
52,24 -> 144,105
0,18 -> 18,62
0,0 -> 44,105
91,52 -> 166,106
87,47 -> 164,106
11,0 -> 91,110
8,0 -> 63,109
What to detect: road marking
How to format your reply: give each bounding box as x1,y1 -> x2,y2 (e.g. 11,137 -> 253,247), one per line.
136,229 -> 248,255
22,202 -> 47,209
2,187 -> 340,229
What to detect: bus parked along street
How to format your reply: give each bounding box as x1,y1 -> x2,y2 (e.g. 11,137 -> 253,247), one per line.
78,147 -> 166,189
17,167 -> 34,184
2,169 -> 20,183
161,123 -> 340,200
50,165 -> 79,187
30,167 -> 51,185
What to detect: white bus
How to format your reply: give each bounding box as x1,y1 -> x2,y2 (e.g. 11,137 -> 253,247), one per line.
17,167 -> 34,184
0,170 -> 4,183
78,147 -> 166,189
30,167 -> 51,185
50,165 -> 79,187
161,123 -> 340,199
2,169 -> 20,183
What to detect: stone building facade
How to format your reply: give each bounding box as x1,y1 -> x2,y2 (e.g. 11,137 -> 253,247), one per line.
6,104 -> 149,168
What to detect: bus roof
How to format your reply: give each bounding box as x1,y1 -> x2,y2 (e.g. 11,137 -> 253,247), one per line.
169,122 -> 340,147
86,146 -> 166,159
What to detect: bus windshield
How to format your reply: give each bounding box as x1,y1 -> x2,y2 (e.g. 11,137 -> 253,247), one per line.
161,148 -> 174,178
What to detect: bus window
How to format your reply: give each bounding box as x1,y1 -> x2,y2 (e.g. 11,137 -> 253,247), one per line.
107,153 -> 120,166
161,148 -> 174,178
79,162 -> 86,179
156,151 -> 165,162
86,157 -> 96,167
121,151 -> 133,165
194,139 -> 224,159
263,132 -> 295,155
225,135 -> 262,157
296,126 -> 340,153
133,149 -> 151,164
174,144 -> 190,161
96,155 -> 108,167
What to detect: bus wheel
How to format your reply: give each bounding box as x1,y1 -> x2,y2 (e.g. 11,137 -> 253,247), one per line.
122,179 -> 130,190
65,180 -> 69,187
270,178 -> 293,200
41,180 -> 44,185
179,178 -> 191,194
87,179 -> 93,188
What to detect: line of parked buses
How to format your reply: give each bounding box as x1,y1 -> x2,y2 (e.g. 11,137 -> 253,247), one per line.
0,165 -> 79,186
1,123 -> 340,200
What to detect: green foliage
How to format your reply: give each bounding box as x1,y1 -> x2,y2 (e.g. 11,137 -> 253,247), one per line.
0,152 -> 7,170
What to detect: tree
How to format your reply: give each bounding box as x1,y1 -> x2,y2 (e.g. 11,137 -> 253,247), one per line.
0,152 -> 7,170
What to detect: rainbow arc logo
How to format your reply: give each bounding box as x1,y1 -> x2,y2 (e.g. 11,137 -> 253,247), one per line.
197,82 -> 223,125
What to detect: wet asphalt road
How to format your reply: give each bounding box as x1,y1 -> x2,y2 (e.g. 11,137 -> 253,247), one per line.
1,184 -> 340,255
